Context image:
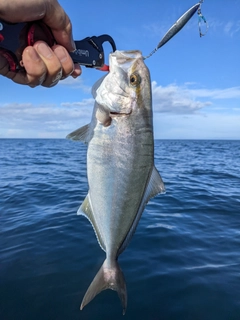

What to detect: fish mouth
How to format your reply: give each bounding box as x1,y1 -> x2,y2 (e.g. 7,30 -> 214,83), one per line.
109,110 -> 132,117
110,50 -> 142,67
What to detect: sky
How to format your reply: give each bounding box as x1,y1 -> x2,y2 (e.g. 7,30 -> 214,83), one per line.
0,0 -> 240,139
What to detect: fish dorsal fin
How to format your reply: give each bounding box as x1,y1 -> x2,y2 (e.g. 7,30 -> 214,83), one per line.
78,194 -> 106,252
66,124 -> 91,143
118,166 -> 165,255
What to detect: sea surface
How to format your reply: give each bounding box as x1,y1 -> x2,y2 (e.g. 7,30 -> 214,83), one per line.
0,139 -> 240,320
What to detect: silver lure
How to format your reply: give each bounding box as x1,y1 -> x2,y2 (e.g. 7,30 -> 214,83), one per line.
144,2 -> 201,59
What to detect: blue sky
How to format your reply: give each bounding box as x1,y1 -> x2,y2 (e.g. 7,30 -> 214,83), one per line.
0,0 -> 240,139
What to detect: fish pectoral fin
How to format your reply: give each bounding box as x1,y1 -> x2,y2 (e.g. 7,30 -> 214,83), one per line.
81,259 -> 127,315
96,106 -> 111,127
66,124 -> 91,143
146,166 -> 166,200
78,194 -> 106,252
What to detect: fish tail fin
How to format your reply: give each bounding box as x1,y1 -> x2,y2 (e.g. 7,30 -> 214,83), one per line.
80,259 -> 127,315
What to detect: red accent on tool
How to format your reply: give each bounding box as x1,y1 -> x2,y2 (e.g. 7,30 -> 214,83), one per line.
98,64 -> 109,72
27,22 -> 55,47
27,24 -> 35,46
0,48 -> 17,71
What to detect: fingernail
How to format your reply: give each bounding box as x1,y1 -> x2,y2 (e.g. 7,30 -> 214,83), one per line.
71,39 -> 76,51
37,42 -> 53,59
26,47 -> 40,61
71,64 -> 82,78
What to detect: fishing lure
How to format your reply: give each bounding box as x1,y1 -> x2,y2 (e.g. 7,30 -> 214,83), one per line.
144,1 -> 208,60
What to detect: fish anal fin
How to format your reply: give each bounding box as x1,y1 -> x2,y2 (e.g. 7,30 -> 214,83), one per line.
78,194 -> 106,252
118,165 -> 165,255
66,124 -> 91,143
81,259 -> 127,315
146,165 -> 166,201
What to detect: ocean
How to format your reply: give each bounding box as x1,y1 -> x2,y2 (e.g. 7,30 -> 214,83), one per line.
0,139 -> 240,320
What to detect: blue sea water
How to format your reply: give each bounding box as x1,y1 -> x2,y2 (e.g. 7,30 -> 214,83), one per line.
0,139 -> 240,320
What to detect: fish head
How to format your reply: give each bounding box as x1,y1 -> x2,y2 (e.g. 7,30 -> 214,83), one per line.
95,50 -> 152,121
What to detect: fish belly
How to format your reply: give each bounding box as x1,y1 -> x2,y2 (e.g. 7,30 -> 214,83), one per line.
87,116 -> 153,257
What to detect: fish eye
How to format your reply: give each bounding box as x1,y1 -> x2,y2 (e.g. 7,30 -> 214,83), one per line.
129,73 -> 141,87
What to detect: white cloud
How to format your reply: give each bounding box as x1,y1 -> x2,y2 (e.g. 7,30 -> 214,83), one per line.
152,82 -> 240,115
224,22 -> 234,35
209,18 -> 225,32
61,98 -> 94,108
188,86 -> 240,99
153,113 -> 240,140
224,20 -> 240,37
152,81 -> 211,114
151,82 -> 240,139
0,101 -> 93,138
1,82 -> 240,139
143,22 -> 167,39
59,77 -> 91,93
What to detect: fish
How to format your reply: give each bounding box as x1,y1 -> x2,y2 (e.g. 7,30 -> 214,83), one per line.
67,50 -> 165,314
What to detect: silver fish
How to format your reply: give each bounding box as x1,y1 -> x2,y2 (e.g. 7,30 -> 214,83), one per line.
67,50 -> 165,314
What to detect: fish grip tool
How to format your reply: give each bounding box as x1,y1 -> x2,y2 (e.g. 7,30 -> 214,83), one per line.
70,35 -> 116,71
0,20 -> 116,72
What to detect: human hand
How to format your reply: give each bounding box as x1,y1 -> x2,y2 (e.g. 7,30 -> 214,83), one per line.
0,0 -> 81,87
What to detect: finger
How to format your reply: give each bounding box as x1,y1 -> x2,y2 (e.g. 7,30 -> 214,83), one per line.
43,1 -> 75,52
33,41 -> 62,87
0,46 -> 47,87
52,45 -> 74,79
71,64 -> 82,78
